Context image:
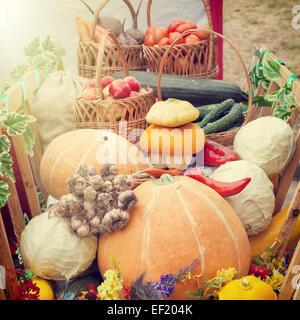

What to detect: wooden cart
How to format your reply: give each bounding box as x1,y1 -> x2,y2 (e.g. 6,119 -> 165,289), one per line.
0,49 -> 300,300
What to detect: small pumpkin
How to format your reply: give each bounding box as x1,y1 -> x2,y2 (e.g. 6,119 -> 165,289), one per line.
139,123 -> 205,169
97,174 -> 251,300
218,275 -> 277,300
146,99 -> 199,127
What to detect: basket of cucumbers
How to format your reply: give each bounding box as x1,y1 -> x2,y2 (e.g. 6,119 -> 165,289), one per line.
193,99 -> 245,146
155,28 -> 254,146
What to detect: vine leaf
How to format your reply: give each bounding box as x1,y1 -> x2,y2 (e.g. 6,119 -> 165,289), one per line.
0,181 -> 10,209
263,60 -> 281,82
24,36 -> 41,57
0,135 -> 11,153
0,152 -> 15,182
23,126 -> 36,157
2,112 -> 36,136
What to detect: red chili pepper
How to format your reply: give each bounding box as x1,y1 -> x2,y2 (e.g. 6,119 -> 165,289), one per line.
204,140 -> 238,166
185,166 -> 251,197
249,263 -> 269,280
143,167 -> 183,178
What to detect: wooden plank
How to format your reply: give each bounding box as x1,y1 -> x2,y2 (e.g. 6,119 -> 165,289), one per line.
0,69 -> 46,112
4,177 -> 26,244
11,135 -> 41,217
24,99 -> 48,202
272,182 -> 300,258
275,129 -> 300,213
279,241 -> 300,300
0,212 -> 18,299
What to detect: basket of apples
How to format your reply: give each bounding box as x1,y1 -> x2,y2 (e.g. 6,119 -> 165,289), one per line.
142,0 -> 219,78
73,31 -> 156,143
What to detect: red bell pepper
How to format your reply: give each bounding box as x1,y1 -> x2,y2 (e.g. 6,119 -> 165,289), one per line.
185,166 -> 251,197
204,140 -> 238,167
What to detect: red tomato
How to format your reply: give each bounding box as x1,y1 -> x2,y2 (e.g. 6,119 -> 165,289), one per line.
158,37 -> 170,47
167,19 -> 185,33
145,26 -> 158,36
191,25 -> 211,40
168,32 -> 184,45
184,20 -> 197,29
144,33 -> 155,46
152,28 -> 168,45
175,23 -> 194,34
184,34 -> 200,44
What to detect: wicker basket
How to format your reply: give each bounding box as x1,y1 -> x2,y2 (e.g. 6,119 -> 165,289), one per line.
77,0 -> 147,79
142,0 -> 219,78
73,32 -> 156,143
156,28 -> 254,147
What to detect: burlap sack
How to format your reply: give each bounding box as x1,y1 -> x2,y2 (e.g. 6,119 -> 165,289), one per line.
31,71 -> 87,152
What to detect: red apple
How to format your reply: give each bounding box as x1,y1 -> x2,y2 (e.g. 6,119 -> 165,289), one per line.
101,75 -> 115,88
109,79 -> 131,99
82,87 -> 96,100
124,76 -> 141,92
129,91 -> 140,98
84,78 -> 96,89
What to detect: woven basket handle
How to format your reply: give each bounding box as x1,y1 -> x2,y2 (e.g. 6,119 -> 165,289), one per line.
157,28 -> 253,123
146,0 -> 214,70
90,0 -> 136,41
95,31 -> 129,98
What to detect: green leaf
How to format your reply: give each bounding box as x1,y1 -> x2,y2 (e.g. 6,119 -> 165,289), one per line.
23,126 -> 36,157
31,54 -> 50,69
10,64 -> 30,81
185,290 -> 202,299
252,91 -> 278,108
263,60 -> 281,82
274,105 -> 292,121
24,213 -> 29,225
0,135 -> 11,153
277,87 -> 295,106
2,112 -> 36,136
42,36 -> 56,52
0,152 -> 15,182
24,36 -> 41,57
0,181 -> 10,208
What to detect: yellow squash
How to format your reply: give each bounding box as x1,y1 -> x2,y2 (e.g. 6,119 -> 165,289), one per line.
146,98 -> 199,127
218,276 -> 277,300
31,276 -> 54,300
249,205 -> 300,260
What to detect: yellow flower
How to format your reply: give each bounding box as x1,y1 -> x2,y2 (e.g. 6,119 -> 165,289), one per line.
210,267 -> 238,288
181,271 -> 203,286
97,269 -> 123,300
265,269 -> 284,292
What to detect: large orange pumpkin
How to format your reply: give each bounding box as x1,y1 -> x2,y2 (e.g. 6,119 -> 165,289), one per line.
97,174 -> 251,300
40,129 -> 149,199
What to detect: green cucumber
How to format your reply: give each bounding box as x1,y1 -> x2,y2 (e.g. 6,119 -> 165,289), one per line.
193,104 -> 218,122
198,99 -> 235,128
203,103 -> 243,135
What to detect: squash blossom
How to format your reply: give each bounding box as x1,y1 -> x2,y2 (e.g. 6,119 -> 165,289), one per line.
97,269 -> 123,300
